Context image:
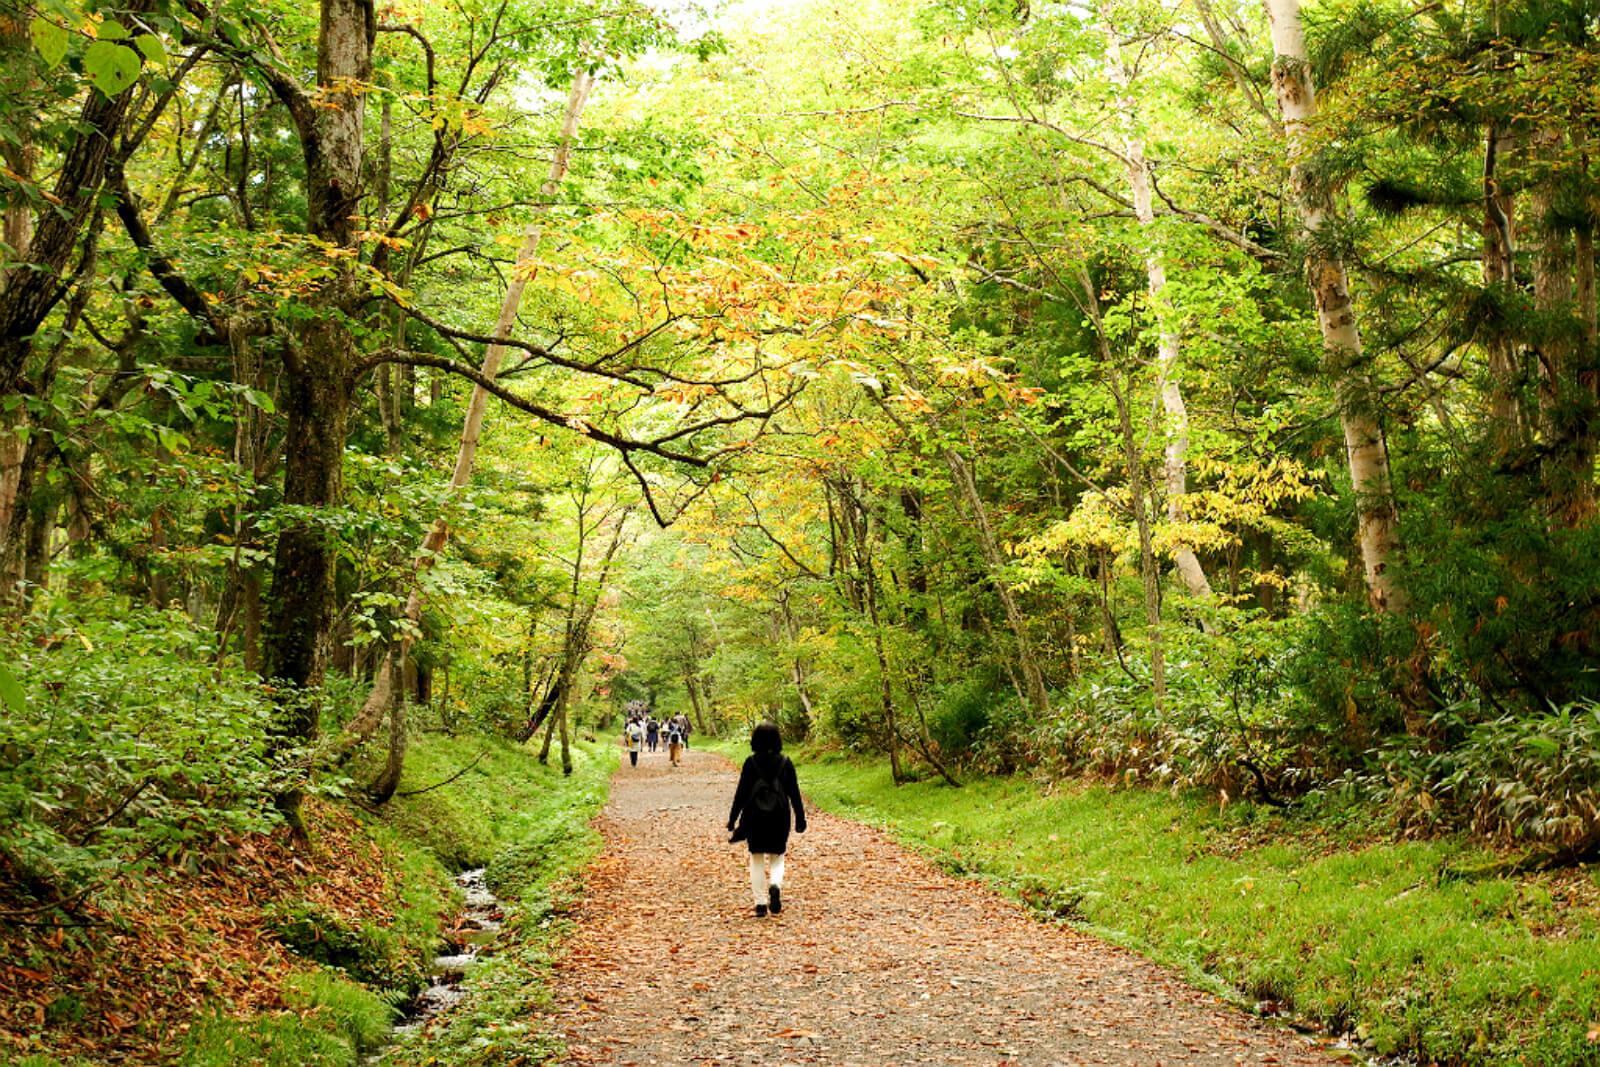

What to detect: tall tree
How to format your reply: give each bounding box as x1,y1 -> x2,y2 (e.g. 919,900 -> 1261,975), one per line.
1264,0 -> 1407,614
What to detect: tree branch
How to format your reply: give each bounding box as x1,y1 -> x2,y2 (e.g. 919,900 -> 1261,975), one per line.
105,165 -> 232,342
347,349 -> 784,467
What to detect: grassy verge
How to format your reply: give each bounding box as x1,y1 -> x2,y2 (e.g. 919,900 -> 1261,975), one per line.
177,971 -> 396,1066
381,736 -> 616,1067
796,750 -> 1600,1065
19,732 -> 613,1067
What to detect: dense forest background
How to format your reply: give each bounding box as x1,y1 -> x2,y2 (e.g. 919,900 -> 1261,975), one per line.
3,0 -> 1599,998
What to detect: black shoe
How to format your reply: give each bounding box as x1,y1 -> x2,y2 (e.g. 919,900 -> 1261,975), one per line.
754,904 -> 768,917
768,886 -> 782,914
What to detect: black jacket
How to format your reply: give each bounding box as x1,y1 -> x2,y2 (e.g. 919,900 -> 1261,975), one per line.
727,752 -> 806,854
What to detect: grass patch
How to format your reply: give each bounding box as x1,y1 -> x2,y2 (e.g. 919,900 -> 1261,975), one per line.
176,968 -> 394,1066
373,733 -> 597,870
382,737 -> 616,1066
282,969 -> 399,1057
797,750 -> 1600,1065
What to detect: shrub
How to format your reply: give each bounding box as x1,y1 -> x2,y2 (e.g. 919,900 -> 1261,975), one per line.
0,599 -> 281,909
1362,701 -> 1600,845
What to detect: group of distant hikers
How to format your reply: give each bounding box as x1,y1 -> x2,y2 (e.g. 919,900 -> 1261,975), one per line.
621,701 -> 692,767
618,703 -> 806,919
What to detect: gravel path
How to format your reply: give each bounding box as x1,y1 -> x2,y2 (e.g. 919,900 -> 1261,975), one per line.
547,745 -> 1345,1066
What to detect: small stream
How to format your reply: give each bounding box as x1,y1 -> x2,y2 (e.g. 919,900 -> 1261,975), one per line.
370,867 -> 505,1059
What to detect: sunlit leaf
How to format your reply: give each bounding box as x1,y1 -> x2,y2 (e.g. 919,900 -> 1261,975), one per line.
83,40 -> 142,98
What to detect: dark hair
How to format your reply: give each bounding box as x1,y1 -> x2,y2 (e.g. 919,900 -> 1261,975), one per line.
750,721 -> 782,754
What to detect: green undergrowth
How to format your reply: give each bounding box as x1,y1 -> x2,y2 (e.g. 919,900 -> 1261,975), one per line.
797,751 -> 1600,1066
164,733 -> 615,1067
375,732 -> 603,870
381,737 -> 616,1067
178,970 -> 396,1066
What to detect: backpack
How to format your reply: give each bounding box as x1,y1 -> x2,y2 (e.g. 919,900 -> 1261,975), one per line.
748,769 -> 786,820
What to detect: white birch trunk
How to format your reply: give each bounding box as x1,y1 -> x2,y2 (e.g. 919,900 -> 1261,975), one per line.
1264,0 -> 1406,614
1105,29 -> 1215,607
337,70 -> 596,751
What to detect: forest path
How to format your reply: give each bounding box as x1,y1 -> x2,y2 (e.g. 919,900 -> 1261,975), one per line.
545,745 -> 1342,1066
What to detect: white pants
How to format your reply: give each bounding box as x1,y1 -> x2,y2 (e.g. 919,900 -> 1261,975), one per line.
749,852 -> 785,907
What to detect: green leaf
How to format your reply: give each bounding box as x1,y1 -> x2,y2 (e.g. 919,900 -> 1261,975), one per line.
83,40 -> 142,98
95,20 -> 130,40
133,34 -> 168,68
1522,736 -> 1560,757
155,426 -> 190,452
0,663 -> 25,715
29,17 -> 70,69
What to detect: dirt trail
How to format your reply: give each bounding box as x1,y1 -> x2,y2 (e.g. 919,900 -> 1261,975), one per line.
546,745 -> 1343,1066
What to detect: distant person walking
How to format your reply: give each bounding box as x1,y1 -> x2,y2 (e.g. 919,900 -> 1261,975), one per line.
727,722 -> 806,917
677,713 -> 692,749
665,719 -> 684,767
624,719 -> 644,767
646,718 -> 660,753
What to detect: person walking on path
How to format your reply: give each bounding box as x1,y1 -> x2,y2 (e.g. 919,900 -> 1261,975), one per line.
665,719 -> 684,767
624,719 -> 643,767
646,717 -> 660,753
727,721 -> 806,917
677,713 -> 692,749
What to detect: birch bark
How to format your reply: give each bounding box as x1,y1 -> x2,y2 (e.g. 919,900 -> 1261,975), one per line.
1105,29 -> 1215,608
1264,0 -> 1406,614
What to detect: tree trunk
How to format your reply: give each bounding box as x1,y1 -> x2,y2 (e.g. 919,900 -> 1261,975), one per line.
1533,126 -> 1598,526
374,92 -> 402,455
367,650 -> 407,805
147,509 -> 168,607
1096,549 -> 1124,658
1482,121 -> 1524,452
842,489 -> 903,782
523,668 -> 561,744
22,492 -> 57,597
0,385 -> 55,603
262,0 -> 375,837
539,679 -> 562,763
263,353 -> 352,828
0,17 -> 34,293
1106,28 -> 1215,611
941,449 -> 1051,715
242,566 -> 264,673
0,0 -> 151,394
1108,369 -> 1165,707
558,698 -> 573,776
862,544 -> 903,785
684,668 -> 707,732
0,405 -> 27,541
1264,0 -> 1407,614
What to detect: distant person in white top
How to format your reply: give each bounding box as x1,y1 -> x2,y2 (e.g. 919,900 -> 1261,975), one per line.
624,719 -> 644,766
